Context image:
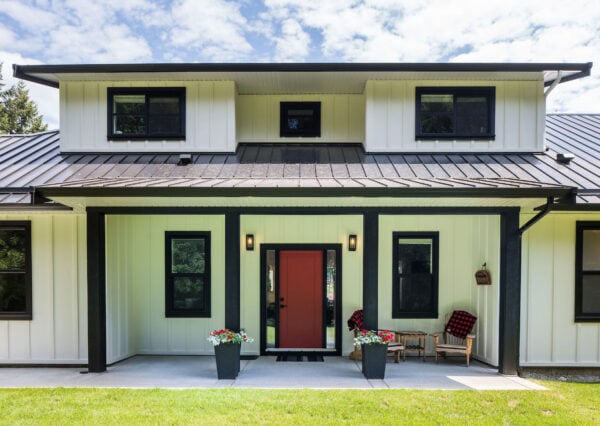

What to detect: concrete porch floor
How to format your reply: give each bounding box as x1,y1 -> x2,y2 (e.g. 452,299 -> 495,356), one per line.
0,355 -> 545,390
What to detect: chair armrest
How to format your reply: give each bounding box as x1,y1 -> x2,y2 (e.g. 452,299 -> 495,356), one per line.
430,332 -> 444,337
466,334 -> 476,340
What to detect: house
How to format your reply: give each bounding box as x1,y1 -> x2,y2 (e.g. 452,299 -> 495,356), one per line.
1,62 -> 598,377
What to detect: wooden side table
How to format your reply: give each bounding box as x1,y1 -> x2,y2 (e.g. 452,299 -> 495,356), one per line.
397,331 -> 428,362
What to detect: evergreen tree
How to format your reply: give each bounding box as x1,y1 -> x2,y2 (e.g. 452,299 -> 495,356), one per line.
0,63 -> 48,134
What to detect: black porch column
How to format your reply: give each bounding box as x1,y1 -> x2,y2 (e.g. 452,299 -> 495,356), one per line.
362,212 -> 379,330
225,212 -> 240,331
86,210 -> 106,372
499,209 -> 521,375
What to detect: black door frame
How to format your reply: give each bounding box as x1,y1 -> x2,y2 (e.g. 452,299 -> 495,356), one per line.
259,243 -> 343,356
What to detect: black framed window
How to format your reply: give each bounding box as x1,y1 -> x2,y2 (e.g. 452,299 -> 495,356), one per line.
165,232 -> 210,318
392,232 -> 439,318
108,87 -> 185,140
0,221 -> 32,320
575,222 -> 600,322
416,87 -> 495,139
280,101 -> 321,137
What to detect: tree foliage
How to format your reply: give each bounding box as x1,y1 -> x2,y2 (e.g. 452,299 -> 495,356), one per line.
0,63 -> 48,134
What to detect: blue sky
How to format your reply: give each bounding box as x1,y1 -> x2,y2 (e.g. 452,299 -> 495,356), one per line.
1,0 -> 599,129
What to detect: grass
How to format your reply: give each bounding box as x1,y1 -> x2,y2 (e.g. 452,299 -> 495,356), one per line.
0,381 -> 598,425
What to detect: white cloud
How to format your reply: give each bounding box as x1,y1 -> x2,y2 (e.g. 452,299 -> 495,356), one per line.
168,0 -> 253,60
273,19 -> 311,61
1,0 -> 599,114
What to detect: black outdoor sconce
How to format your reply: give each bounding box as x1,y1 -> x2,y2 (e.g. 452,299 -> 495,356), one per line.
348,234 -> 357,251
246,234 -> 255,251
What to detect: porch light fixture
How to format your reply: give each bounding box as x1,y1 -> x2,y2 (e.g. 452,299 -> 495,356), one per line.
348,234 -> 357,251
245,234 -> 254,251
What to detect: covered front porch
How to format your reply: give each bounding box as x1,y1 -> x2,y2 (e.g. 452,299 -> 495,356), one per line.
0,355 -> 543,390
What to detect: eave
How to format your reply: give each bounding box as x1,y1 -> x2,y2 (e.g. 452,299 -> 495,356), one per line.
13,62 -> 592,92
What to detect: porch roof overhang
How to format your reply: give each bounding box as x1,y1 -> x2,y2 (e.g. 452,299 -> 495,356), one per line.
35,177 -> 574,211
13,62 -> 592,93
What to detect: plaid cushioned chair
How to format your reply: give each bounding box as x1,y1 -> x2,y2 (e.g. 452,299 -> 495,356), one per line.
431,310 -> 477,367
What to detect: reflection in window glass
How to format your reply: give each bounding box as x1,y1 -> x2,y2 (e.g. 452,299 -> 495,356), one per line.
326,250 -> 336,349
576,224 -> 600,321
0,223 -> 31,319
266,250 -> 276,348
165,232 -> 210,317
393,233 -> 438,318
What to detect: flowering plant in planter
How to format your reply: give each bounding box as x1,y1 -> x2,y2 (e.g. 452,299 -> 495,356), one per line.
207,329 -> 254,346
353,329 -> 395,346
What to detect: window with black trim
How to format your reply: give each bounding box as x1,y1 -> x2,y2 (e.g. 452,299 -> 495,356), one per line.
280,101 -> 321,137
165,231 -> 210,318
575,222 -> 600,322
0,221 -> 32,320
416,87 -> 495,139
108,87 -> 185,140
392,232 -> 439,318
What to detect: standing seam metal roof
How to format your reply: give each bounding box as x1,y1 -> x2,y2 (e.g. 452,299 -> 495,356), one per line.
0,114 -> 598,205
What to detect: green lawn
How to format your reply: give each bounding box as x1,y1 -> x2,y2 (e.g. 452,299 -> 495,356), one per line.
0,381 -> 598,425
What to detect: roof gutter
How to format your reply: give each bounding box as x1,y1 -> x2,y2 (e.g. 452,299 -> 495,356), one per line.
13,62 -> 593,89
37,186 -> 573,199
12,64 -> 59,89
543,62 -> 592,87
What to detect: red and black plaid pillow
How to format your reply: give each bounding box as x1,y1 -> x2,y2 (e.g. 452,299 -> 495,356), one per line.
445,310 -> 477,339
347,309 -> 364,331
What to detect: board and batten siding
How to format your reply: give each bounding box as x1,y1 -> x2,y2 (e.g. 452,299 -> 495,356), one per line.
105,215 -> 225,363
60,81 -> 236,153
521,212 -> 600,366
236,94 -> 365,143
240,215 -> 364,355
378,215 -> 501,366
0,213 -> 87,364
365,80 -> 545,153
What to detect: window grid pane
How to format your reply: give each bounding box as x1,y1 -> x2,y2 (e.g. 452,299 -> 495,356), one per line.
576,222 -> 600,322
416,87 -> 494,139
393,233 -> 438,318
0,222 -> 31,320
165,232 -> 210,317
108,88 -> 185,139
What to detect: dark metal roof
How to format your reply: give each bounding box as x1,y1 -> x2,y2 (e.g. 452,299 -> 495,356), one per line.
0,114 -> 598,206
13,62 -> 592,89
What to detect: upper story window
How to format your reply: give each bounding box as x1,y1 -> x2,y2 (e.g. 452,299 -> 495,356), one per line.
108,87 -> 185,140
416,87 -> 495,140
165,231 -> 211,318
392,232 -> 439,318
280,102 -> 321,137
575,222 -> 600,322
0,221 -> 32,320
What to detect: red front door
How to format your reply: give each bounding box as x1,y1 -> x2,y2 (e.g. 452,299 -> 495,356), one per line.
278,250 -> 323,348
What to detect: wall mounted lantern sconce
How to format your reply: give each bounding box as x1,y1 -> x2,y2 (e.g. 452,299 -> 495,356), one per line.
348,234 -> 357,251
246,234 -> 255,251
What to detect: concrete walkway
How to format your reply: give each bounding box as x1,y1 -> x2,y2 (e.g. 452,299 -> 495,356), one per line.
0,356 -> 545,390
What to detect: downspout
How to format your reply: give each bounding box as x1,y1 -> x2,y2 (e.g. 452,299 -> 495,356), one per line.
518,197 -> 554,235
544,71 -> 563,97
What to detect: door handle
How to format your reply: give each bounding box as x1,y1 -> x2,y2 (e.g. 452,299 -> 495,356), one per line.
280,304 -> 287,308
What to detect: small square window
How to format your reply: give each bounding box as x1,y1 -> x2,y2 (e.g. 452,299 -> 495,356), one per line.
575,222 -> 600,322
165,232 -> 210,318
108,88 -> 185,140
280,102 -> 321,137
0,221 -> 32,320
416,87 -> 495,140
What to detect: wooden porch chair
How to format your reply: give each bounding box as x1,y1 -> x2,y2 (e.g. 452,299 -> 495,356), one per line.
431,310 -> 477,367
